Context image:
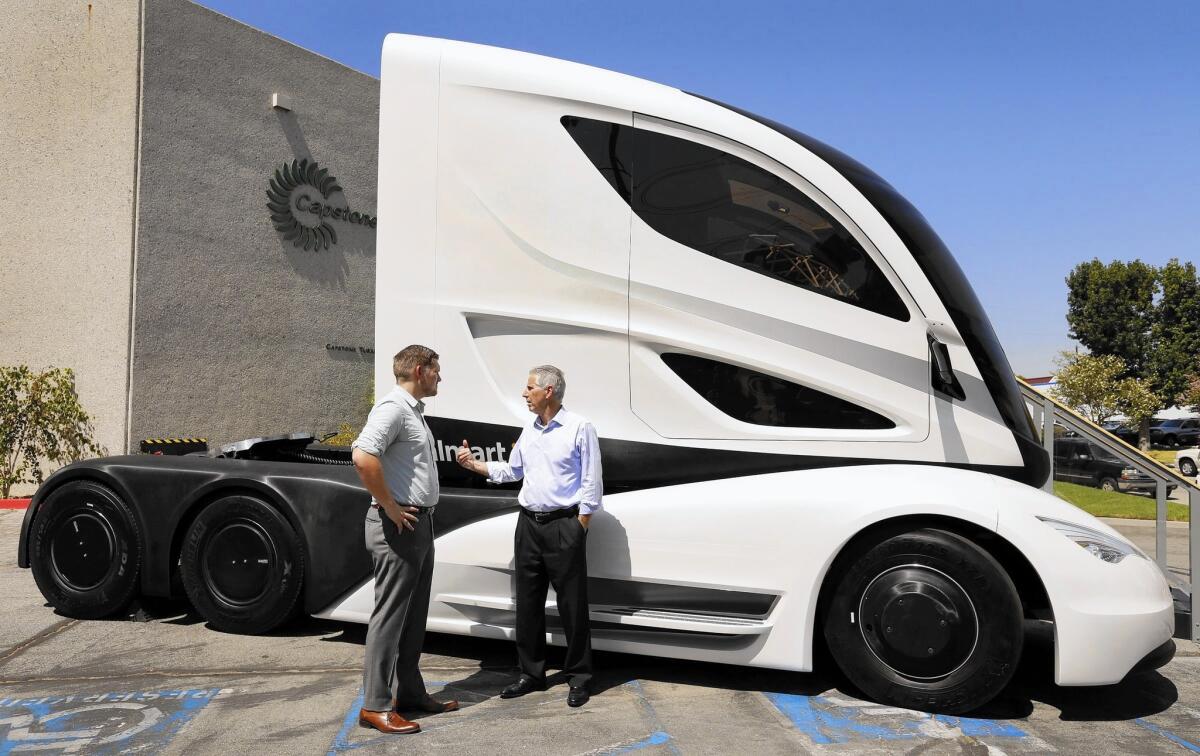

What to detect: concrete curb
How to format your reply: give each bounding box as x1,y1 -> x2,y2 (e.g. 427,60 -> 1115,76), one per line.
0,498 -> 31,510
1100,516 -> 1190,530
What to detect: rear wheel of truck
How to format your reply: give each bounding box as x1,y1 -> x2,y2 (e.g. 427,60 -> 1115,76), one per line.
1181,458 -> 1197,478
823,529 -> 1023,714
29,480 -> 142,619
180,495 -> 305,634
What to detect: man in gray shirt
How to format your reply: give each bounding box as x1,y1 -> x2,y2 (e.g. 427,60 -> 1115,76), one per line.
352,344 -> 457,734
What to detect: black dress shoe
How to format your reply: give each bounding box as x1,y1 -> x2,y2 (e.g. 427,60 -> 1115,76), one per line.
500,677 -> 544,699
567,685 -> 590,707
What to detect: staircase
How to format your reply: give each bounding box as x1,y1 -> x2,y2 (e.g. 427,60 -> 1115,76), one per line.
1017,377 -> 1200,641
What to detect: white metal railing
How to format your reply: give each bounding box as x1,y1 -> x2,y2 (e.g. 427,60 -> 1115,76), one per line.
1017,377 -> 1200,641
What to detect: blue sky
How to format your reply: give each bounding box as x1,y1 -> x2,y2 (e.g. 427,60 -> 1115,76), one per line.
197,0 -> 1198,375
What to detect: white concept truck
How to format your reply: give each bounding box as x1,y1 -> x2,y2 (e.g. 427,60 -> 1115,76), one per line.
19,34 -> 1174,714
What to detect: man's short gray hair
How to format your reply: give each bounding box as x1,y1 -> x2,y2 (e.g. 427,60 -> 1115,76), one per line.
530,365 -> 566,401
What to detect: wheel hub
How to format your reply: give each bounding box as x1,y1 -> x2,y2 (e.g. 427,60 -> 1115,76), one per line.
859,565 -> 979,681
50,511 -> 117,591
202,520 -> 275,607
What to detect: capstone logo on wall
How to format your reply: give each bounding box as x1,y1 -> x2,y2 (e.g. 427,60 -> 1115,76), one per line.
266,158 -> 377,251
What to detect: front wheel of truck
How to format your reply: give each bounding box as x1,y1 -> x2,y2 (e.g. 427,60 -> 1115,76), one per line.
180,494 -> 305,634
823,528 -> 1023,714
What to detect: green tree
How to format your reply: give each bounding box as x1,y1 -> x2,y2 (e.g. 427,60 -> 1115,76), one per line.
1051,352 -> 1128,423
1182,361 -> 1200,413
1052,352 -> 1161,448
1067,257 -> 1200,416
0,366 -> 104,498
1149,259 -> 1200,406
1066,259 -> 1157,379
1115,378 -> 1162,449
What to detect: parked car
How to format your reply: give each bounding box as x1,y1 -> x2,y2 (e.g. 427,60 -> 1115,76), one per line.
1100,421 -> 1139,446
1178,447 -> 1199,478
1150,418 -> 1200,448
1054,438 -> 1175,494
1178,422 -> 1200,449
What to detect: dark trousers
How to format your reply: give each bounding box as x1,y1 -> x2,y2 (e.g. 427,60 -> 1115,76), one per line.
514,511 -> 593,688
362,507 -> 435,711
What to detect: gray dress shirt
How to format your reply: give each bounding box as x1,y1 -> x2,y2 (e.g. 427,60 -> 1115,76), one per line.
352,385 -> 440,508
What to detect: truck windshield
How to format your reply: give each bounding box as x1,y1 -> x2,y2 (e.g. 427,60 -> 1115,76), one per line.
690,93 -> 1048,487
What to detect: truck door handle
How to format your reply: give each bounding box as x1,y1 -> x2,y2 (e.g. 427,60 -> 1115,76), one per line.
929,335 -> 966,400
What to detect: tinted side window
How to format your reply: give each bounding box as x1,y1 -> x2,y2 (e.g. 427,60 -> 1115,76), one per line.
662,353 -> 895,430
562,116 -> 908,320
560,116 -> 633,202
1057,439 -> 1086,459
1096,450 -> 1122,464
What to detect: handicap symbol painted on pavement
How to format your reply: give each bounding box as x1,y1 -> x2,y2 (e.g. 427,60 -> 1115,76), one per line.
0,688 -> 225,754
766,693 -> 1055,751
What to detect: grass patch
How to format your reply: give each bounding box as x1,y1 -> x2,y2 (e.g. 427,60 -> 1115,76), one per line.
1146,450 -> 1177,467
1054,481 -> 1188,522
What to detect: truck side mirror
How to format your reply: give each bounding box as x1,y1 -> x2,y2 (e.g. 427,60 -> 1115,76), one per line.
928,335 -> 965,401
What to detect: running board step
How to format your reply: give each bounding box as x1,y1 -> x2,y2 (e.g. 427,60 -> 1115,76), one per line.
434,593 -> 772,636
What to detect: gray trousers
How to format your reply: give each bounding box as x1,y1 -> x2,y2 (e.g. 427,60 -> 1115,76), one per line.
362,507 -> 435,711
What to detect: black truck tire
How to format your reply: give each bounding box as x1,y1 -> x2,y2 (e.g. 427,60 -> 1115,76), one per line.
180,494 -> 305,634
823,528 -> 1023,714
29,480 -> 142,619
1180,458 -> 1197,478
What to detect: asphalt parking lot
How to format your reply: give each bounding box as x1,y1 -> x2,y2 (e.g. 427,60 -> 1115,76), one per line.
4,509 -> 1200,755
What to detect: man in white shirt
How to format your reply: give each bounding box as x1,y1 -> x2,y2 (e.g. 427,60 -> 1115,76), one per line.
457,364 -> 602,707
352,345 -> 458,734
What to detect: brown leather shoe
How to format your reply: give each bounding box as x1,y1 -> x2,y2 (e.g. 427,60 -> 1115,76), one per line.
358,708 -> 420,734
396,696 -> 459,714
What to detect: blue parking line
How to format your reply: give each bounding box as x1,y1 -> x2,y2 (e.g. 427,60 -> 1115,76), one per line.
935,714 -> 1026,738
327,680 -> 677,753
1135,719 -> 1200,753
765,693 -> 895,744
622,681 -> 680,754
327,682 -> 449,754
598,730 -> 672,754
327,688 -> 368,754
0,688 -> 222,756
765,693 -> 1028,745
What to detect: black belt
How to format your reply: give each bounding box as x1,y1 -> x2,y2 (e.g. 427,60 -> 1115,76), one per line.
520,505 -> 579,524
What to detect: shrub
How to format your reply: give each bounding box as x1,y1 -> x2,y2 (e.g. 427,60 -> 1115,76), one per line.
323,422 -> 357,447
0,366 -> 104,497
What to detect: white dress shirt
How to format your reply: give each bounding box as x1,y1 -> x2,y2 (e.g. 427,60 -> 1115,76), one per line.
486,407 -> 603,515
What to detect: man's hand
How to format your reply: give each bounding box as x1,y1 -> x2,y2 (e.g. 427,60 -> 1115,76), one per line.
455,439 -> 474,468
578,513 -> 591,530
353,447 -> 420,531
456,439 -> 487,475
381,501 -> 421,531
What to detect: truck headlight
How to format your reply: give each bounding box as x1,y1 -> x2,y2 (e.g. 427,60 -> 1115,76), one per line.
1037,516 -> 1144,564
1121,468 -> 1140,478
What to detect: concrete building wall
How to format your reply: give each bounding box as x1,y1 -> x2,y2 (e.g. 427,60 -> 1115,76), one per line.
0,0 -> 142,461
129,0 -> 379,448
